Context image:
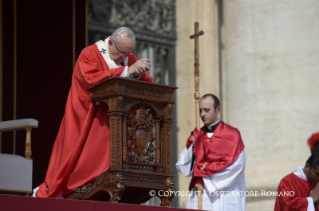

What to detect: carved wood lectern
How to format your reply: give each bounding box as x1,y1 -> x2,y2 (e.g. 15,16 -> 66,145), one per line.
67,77 -> 177,206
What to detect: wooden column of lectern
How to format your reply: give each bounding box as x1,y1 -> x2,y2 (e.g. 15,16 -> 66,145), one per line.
67,77 -> 177,206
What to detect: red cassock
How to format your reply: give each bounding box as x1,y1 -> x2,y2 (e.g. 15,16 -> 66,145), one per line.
274,173 -> 318,211
36,43 -> 154,197
187,121 -> 245,191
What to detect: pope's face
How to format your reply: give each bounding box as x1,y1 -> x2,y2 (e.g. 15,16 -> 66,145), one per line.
108,37 -> 134,64
304,163 -> 319,184
199,97 -> 220,126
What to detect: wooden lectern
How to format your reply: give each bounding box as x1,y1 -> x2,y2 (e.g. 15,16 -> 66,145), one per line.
67,77 -> 177,206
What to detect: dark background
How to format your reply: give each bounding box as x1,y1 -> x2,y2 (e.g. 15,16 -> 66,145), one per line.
2,0 -> 87,187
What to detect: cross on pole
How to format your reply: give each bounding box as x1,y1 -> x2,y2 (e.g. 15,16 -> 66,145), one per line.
190,21 -> 204,211
190,22 -> 204,129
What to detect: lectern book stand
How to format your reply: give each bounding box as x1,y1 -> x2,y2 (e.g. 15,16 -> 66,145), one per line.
67,77 -> 177,206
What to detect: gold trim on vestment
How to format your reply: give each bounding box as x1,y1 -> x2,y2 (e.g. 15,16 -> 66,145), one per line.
200,162 -> 208,171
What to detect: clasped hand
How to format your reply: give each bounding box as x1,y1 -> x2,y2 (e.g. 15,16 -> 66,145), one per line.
128,58 -> 151,77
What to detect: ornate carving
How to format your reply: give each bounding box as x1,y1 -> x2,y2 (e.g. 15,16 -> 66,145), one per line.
166,104 -> 173,117
122,115 -> 128,161
154,104 -> 165,115
166,126 -> 171,174
89,0 -> 175,37
117,96 -> 123,110
111,119 -> 115,168
162,118 -> 173,124
168,92 -> 173,101
108,112 -> 123,117
84,77 -> 177,205
122,115 -> 127,146
109,97 -> 115,110
67,172 -> 125,202
155,166 -> 163,173
125,175 -> 165,185
129,164 -> 155,172
123,163 -> 129,169
161,127 -> 165,171
166,177 -> 174,188
118,83 -> 123,93
125,85 -> 165,100
126,106 -> 156,164
158,177 -> 175,207
108,173 -> 125,202
116,119 -> 121,168
95,84 -> 114,95
155,120 -> 160,164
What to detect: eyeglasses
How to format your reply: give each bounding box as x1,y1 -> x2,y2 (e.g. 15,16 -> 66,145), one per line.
110,38 -> 130,57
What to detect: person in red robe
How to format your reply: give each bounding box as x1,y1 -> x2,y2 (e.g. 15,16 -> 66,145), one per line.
274,132 -> 319,211
34,27 -> 154,198
176,94 -> 246,211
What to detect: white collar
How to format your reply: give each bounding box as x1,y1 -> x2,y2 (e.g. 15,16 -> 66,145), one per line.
293,166 -> 308,181
206,120 -> 220,138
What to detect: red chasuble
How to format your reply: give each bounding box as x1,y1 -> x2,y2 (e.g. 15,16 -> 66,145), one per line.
188,121 -> 244,191
37,43 -> 153,197
274,173 -> 318,211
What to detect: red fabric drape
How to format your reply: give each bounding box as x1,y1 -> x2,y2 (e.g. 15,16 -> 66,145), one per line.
188,121 -> 244,191
37,44 -> 153,197
274,173 -> 318,211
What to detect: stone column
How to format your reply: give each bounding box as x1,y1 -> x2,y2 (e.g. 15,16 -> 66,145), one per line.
176,0 -> 220,208
223,0 -> 319,210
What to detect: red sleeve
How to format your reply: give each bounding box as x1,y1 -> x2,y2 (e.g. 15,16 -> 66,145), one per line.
186,128 -> 200,149
75,46 -> 126,87
139,71 -> 154,83
274,177 -> 310,211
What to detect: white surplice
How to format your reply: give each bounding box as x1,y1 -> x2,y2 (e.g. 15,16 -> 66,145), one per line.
176,132 -> 246,211
292,166 -> 315,211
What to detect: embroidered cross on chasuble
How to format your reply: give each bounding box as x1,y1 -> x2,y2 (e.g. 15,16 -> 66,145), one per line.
100,48 -> 106,54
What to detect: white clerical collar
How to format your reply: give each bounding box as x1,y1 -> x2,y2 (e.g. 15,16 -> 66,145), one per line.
293,166 -> 308,181
207,119 -> 220,130
206,120 -> 220,138
104,37 -> 128,66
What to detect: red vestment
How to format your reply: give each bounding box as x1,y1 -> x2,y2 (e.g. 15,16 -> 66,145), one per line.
274,173 -> 318,211
188,121 -> 245,191
36,43 -> 153,197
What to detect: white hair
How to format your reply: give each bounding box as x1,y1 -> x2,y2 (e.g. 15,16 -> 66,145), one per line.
111,27 -> 135,43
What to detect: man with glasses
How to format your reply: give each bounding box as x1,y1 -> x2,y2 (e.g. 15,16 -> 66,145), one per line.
34,27 -> 153,198
106,27 -> 153,79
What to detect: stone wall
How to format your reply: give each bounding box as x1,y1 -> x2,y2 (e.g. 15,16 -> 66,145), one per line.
175,0 -> 319,210
176,0 -> 220,208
